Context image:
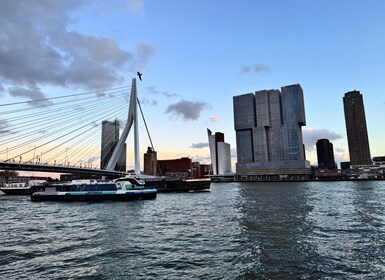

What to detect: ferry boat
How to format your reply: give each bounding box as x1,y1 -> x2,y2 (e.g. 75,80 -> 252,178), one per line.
31,177 -> 157,202
0,180 -> 47,195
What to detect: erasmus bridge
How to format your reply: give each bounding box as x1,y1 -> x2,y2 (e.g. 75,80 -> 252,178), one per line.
0,78 -> 143,178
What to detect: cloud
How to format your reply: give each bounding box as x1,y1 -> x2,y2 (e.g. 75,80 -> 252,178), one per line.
0,120 -> 12,134
0,1 -> 154,102
241,63 -> 271,75
210,116 -> 220,122
9,86 -> 54,107
303,128 -> 343,152
145,86 -> 179,98
165,99 -> 211,121
133,43 -> 155,70
191,155 -> 211,163
139,97 -> 157,106
191,142 -> 209,149
126,0 -> 144,12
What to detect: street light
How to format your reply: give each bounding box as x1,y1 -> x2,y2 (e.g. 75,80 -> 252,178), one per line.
33,146 -> 36,163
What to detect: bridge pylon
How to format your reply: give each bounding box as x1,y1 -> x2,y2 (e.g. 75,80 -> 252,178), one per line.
105,78 -> 140,175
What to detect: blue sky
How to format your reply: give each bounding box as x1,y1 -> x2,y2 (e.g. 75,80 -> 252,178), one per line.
1,0 -> 385,171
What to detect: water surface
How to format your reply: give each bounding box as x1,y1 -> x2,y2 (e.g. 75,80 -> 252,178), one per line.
1,181 -> 385,279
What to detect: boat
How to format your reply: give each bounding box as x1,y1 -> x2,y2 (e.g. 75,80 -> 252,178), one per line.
141,177 -> 211,192
0,180 -> 47,195
31,177 -> 157,202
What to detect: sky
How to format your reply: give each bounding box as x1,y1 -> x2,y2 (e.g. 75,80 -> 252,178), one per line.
1,0 -> 385,172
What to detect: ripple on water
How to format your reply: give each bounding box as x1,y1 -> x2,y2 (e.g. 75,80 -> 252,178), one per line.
1,181 -> 385,279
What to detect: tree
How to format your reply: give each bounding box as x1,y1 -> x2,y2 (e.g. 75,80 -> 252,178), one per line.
0,170 -> 19,184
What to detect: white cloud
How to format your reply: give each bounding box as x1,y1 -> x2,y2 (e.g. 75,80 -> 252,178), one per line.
165,99 -> 211,121
0,1 -> 154,105
210,116 -> 220,122
303,128 -> 343,152
126,0 -> 144,12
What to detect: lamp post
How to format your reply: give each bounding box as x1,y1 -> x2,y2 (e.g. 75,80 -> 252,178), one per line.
33,146 -> 36,163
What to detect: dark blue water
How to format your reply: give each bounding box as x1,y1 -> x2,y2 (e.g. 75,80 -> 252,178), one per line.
1,181 -> 385,279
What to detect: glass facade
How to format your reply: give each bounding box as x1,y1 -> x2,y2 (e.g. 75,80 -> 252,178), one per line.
208,129 -> 232,175
233,84 -> 310,176
217,142 -> 231,174
316,139 -> 336,169
233,93 -> 256,130
100,120 -> 126,171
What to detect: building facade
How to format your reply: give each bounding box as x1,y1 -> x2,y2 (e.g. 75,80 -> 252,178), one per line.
143,147 -> 158,175
207,129 -> 232,175
233,84 -> 310,180
100,120 -> 126,171
316,139 -> 336,169
157,157 -> 192,178
343,90 -> 372,167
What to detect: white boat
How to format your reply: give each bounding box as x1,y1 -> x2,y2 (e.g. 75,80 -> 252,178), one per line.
0,180 -> 47,195
31,177 -> 157,202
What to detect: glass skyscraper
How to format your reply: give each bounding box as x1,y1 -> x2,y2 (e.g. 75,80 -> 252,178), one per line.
100,120 -> 126,171
208,129 -> 232,175
233,84 -> 310,179
343,90 -> 372,167
316,138 -> 336,169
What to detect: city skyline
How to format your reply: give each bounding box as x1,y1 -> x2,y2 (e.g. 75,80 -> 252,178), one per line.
1,1 -> 384,173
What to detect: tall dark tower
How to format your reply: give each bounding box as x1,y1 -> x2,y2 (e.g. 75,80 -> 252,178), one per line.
343,90 -> 372,167
316,139 -> 336,169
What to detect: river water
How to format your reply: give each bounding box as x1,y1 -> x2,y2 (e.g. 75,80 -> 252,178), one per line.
1,181 -> 385,279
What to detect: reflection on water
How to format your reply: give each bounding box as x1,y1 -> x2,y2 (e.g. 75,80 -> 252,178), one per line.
1,181 -> 385,279
235,182 -> 319,279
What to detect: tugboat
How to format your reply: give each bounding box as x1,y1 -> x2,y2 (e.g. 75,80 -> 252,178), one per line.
31,177 -> 157,202
0,180 -> 47,195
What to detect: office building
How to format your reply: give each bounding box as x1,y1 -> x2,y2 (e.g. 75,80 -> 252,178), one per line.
233,84 -> 310,180
343,90 -> 372,167
316,139 -> 336,169
143,147 -> 158,175
207,129 -> 232,175
100,120 -> 126,171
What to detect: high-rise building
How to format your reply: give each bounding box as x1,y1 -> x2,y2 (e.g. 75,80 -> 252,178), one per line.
208,129 -> 232,175
143,147 -> 158,175
316,139 -> 336,169
100,120 -> 126,171
233,84 -> 310,179
343,90 -> 372,167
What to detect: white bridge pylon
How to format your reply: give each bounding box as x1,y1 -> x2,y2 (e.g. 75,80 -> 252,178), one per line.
105,78 -> 140,175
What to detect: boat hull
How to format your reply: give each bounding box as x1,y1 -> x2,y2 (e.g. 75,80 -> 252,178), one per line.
144,178 -> 211,192
0,186 -> 43,195
31,190 -> 157,202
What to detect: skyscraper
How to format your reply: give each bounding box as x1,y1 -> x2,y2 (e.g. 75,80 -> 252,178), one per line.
233,84 -> 310,179
316,139 -> 336,169
101,120 -> 126,171
208,129 -> 232,175
343,90 -> 372,167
